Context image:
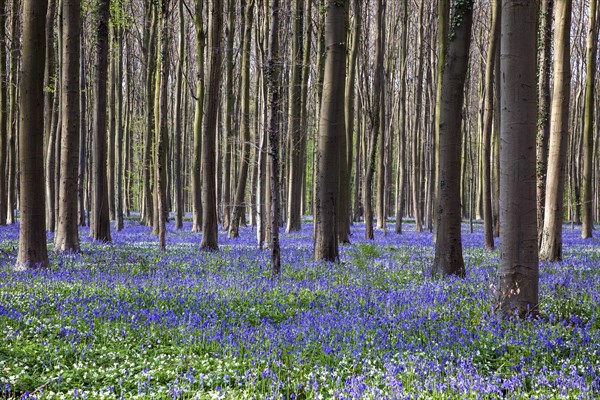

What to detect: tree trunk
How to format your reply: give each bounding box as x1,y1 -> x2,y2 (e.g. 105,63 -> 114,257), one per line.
539,0 -> 572,262
16,0 -> 50,270
395,0 -> 408,235
114,29 -> 124,231
285,0 -> 304,233
192,0 -> 205,232
314,0 -> 347,260
0,0 -> 8,226
54,0 -> 81,253
229,0 -> 255,238
221,0 -> 235,231
7,0 -> 20,225
155,0 -> 170,250
375,0 -> 386,231
44,0 -> 56,232
536,0 -> 554,245
90,0 -> 111,242
200,0 -> 222,251
267,0 -> 282,274
581,0 -> 598,238
78,24 -> 87,226
481,0 -> 500,250
173,0 -> 185,230
497,0 -> 539,317
432,0 -> 472,278
142,4 -> 157,226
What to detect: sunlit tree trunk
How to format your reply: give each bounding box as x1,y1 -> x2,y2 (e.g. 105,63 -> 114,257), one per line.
537,0 -> 553,245
581,0 -> 598,239
192,0 -> 205,232
539,0 -> 572,262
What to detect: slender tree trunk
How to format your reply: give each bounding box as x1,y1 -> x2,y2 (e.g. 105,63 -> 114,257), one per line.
192,0 -> 205,232
173,0 -> 185,230
54,0 -> 81,252
44,0 -> 56,231
200,0 -> 222,250
395,0 -> 408,235
229,0 -> 255,238
481,0 -> 500,250
6,0 -> 20,225
78,24 -> 87,226
142,4 -> 157,226
432,0 -> 472,278
285,0 -> 304,233
266,0 -> 282,273
539,0 -> 572,262
156,0 -> 170,250
90,0 -> 111,242
314,0 -> 347,261
16,0 -> 50,270
536,0 -> 553,244
115,29 -> 124,231
221,0 -> 235,231
0,0 -> 8,225
581,0 -> 598,238
497,0 -> 539,317
375,2 -> 386,231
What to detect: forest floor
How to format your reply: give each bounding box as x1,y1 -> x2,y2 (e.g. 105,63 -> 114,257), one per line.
1,218 -> 599,399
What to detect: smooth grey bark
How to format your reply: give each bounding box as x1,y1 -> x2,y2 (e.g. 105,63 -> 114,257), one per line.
54,0 -> 81,253
497,0 -> 539,316
16,0 -> 50,270
314,0 -> 347,261
539,0 -> 572,262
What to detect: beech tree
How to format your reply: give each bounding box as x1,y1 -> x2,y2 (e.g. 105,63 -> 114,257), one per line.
313,0 -> 347,261
54,0 -> 81,253
432,0 -> 473,277
539,0 -> 572,262
497,0 -> 539,316
200,0 -> 223,251
16,0 -> 49,270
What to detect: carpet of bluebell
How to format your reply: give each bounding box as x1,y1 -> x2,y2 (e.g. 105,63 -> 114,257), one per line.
0,217 -> 599,399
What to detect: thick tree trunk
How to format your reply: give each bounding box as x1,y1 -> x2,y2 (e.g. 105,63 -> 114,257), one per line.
314,0 -> 347,260
54,0 -> 81,253
432,0 -> 473,278
200,0 -> 222,250
221,0 -> 235,231
497,0 -> 539,316
90,0 -> 111,242
581,0 -> 598,238
16,0 -> 50,270
539,0 -> 572,262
